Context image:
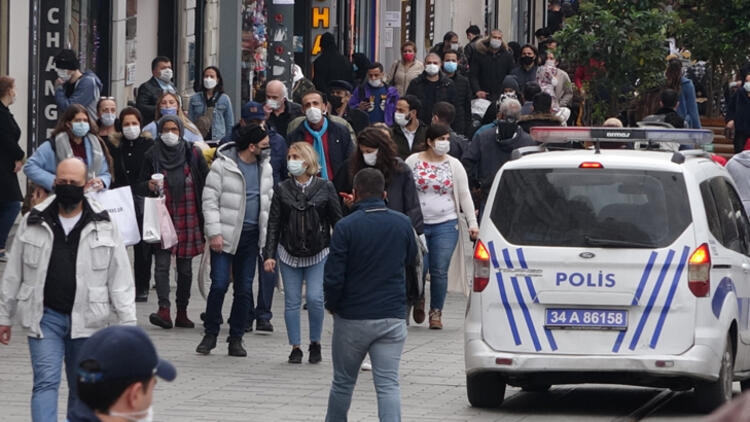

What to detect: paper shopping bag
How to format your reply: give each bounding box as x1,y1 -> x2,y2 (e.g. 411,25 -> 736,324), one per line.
91,187 -> 141,246
142,197 -> 162,244
157,198 -> 178,250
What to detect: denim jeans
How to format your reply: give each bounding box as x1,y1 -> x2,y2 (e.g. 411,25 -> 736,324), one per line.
326,317 -> 407,422
204,228 -> 259,338
133,240 -> 154,295
250,255 -> 276,323
0,200 -> 21,250
278,258 -> 326,346
423,219 -> 459,310
153,249 -> 193,308
27,307 -> 86,422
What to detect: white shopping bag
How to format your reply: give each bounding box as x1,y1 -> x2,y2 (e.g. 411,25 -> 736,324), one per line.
91,187 -> 141,246
142,196 -> 162,244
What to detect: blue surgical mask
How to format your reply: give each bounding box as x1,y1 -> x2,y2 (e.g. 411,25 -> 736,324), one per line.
443,62 -> 458,74
287,160 -> 306,176
160,107 -> 178,116
71,122 -> 90,137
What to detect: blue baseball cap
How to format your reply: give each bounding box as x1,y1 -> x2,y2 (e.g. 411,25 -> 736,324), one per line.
241,101 -> 266,121
76,326 -> 176,384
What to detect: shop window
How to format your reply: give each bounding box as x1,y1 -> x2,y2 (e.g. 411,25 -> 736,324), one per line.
67,0 -> 111,94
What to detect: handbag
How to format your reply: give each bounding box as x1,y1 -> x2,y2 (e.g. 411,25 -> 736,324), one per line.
142,196 -> 162,244
90,187 -> 141,246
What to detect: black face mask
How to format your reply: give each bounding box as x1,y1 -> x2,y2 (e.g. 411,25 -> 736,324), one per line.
520,56 -> 535,66
55,184 -> 84,210
329,95 -> 343,110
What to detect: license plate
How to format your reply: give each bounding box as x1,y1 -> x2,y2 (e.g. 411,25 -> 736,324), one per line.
545,308 -> 627,330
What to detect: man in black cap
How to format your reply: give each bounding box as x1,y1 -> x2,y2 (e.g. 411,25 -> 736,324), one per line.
53,49 -> 103,121
328,80 -> 369,134
68,325 -> 176,421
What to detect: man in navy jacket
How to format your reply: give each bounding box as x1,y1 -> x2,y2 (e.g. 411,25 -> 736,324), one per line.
324,168 -> 417,422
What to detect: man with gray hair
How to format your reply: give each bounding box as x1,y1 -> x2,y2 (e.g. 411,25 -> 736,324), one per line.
462,98 -> 534,215
265,79 -> 303,141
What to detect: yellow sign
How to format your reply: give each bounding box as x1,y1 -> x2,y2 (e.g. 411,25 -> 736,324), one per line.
312,7 -> 330,29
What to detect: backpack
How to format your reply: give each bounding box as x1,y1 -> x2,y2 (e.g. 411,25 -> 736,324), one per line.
285,180 -> 328,257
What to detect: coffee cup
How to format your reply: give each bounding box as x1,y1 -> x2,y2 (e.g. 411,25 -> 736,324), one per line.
151,173 -> 164,194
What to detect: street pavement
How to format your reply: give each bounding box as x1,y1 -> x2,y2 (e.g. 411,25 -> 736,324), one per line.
0,250 -> 729,421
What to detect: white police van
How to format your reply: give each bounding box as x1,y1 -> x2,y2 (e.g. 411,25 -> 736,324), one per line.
464,126 -> 750,412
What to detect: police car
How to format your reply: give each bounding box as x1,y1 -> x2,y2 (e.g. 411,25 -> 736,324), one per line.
464,126 -> 750,412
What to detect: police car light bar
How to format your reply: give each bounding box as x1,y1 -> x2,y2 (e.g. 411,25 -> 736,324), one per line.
529,127 -> 714,146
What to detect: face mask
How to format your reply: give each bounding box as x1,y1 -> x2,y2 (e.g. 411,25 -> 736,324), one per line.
744,82 -> 750,93
306,107 -> 323,125
451,42 -> 460,51
266,99 -> 281,110
54,184 -> 84,210
520,56 -> 535,66
368,78 -> 383,88
57,69 -> 72,82
71,122 -> 90,138
394,112 -> 409,127
443,62 -> 458,74
490,39 -> 503,49
122,125 -> 141,141
109,405 -> 154,422
402,52 -> 415,62
100,113 -> 116,127
160,132 -> 180,147
433,139 -> 451,156
363,150 -> 379,166
545,60 -> 557,68
259,147 -> 270,161
160,107 -> 177,116
425,64 -> 440,76
158,68 -> 173,83
329,95 -> 343,110
287,159 -> 306,176
203,77 -> 217,90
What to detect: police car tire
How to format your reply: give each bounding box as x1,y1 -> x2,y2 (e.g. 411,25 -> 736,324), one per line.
466,373 -> 505,408
520,383 -> 551,393
741,379 -> 750,391
694,335 -> 734,413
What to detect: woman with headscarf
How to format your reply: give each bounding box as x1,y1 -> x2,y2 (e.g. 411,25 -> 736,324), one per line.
138,115 -> 209,330
312,32 -> 354,94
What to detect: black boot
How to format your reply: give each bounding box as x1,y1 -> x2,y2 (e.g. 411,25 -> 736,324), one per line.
227,337 -> 247,357
196,334 -> 217,355
309,342 -> 322,364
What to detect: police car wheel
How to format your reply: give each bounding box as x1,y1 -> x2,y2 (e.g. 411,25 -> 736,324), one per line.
741,379 -> 750,392
520,383 -> 551,393
466,373 -> 506,408
694,335 -> 734,413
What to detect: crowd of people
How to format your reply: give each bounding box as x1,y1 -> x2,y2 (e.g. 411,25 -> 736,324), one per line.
1,1 -> 749,417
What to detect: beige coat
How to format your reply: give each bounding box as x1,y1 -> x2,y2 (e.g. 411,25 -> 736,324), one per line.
387,60 -> 425,97
405,153 -> 478,297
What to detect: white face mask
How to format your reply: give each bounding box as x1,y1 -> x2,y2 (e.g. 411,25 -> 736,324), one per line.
490,39 -> 503,49
287,159 -> 306,176
545,60 -> 557,68
451,42 -> 460,51
433,139 -> 451,156
306,107 -> 323,125
158,68 -> 173,83
122,125 -> 141,141
394,112 -> 409,127
110,405 -> 154,422
57,69 -> 72,82
368,78 -> 383,88
425,64 -> 440,76
266,99 -> 281,110
100,113 -> 116,127
744,82 -> 750,93
203,77 -> 218,90
363,150 -> 378,166
160,132 -> 180,147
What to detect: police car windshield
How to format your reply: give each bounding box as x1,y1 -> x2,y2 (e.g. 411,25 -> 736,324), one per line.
491,169 -> 691,248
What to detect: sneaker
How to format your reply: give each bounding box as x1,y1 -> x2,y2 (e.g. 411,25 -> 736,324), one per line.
149,306 -> 173,329
429,309 -> 443,330
413,297 -> 426,324
288,347 -> 303,364
309,342 -> 322,364
227,337 -> 247,357
361,360 -> 372,371
196,334 -> 217,355
255,319 -> 273,334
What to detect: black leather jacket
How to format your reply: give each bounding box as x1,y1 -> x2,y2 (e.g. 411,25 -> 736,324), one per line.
264,176 -> 343,259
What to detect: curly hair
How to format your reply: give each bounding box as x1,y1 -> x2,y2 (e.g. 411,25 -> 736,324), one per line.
349,127 -> 400,185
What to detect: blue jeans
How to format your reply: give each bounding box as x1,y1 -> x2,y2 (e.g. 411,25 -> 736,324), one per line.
0,200 -> 21,250
27,307 -> 86,422
204,229 -> 259,338
423,219 -> 459,310
326,317 -> 407,422
250,255 -> 276,323
279,258 -> 326,346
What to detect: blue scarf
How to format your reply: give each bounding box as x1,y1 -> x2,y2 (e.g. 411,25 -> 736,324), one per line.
303,118 -> 330,180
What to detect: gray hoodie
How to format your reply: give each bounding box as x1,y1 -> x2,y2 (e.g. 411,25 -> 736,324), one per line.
54,70 -> 103,121
727,150 -> 750,215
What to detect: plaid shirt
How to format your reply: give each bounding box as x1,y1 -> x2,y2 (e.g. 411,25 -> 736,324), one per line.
163,164 -> 204,258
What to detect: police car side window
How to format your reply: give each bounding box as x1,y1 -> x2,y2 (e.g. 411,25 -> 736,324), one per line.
708,177 -> 743,255
724,179 -> 750,256
699,180 -> 724,245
